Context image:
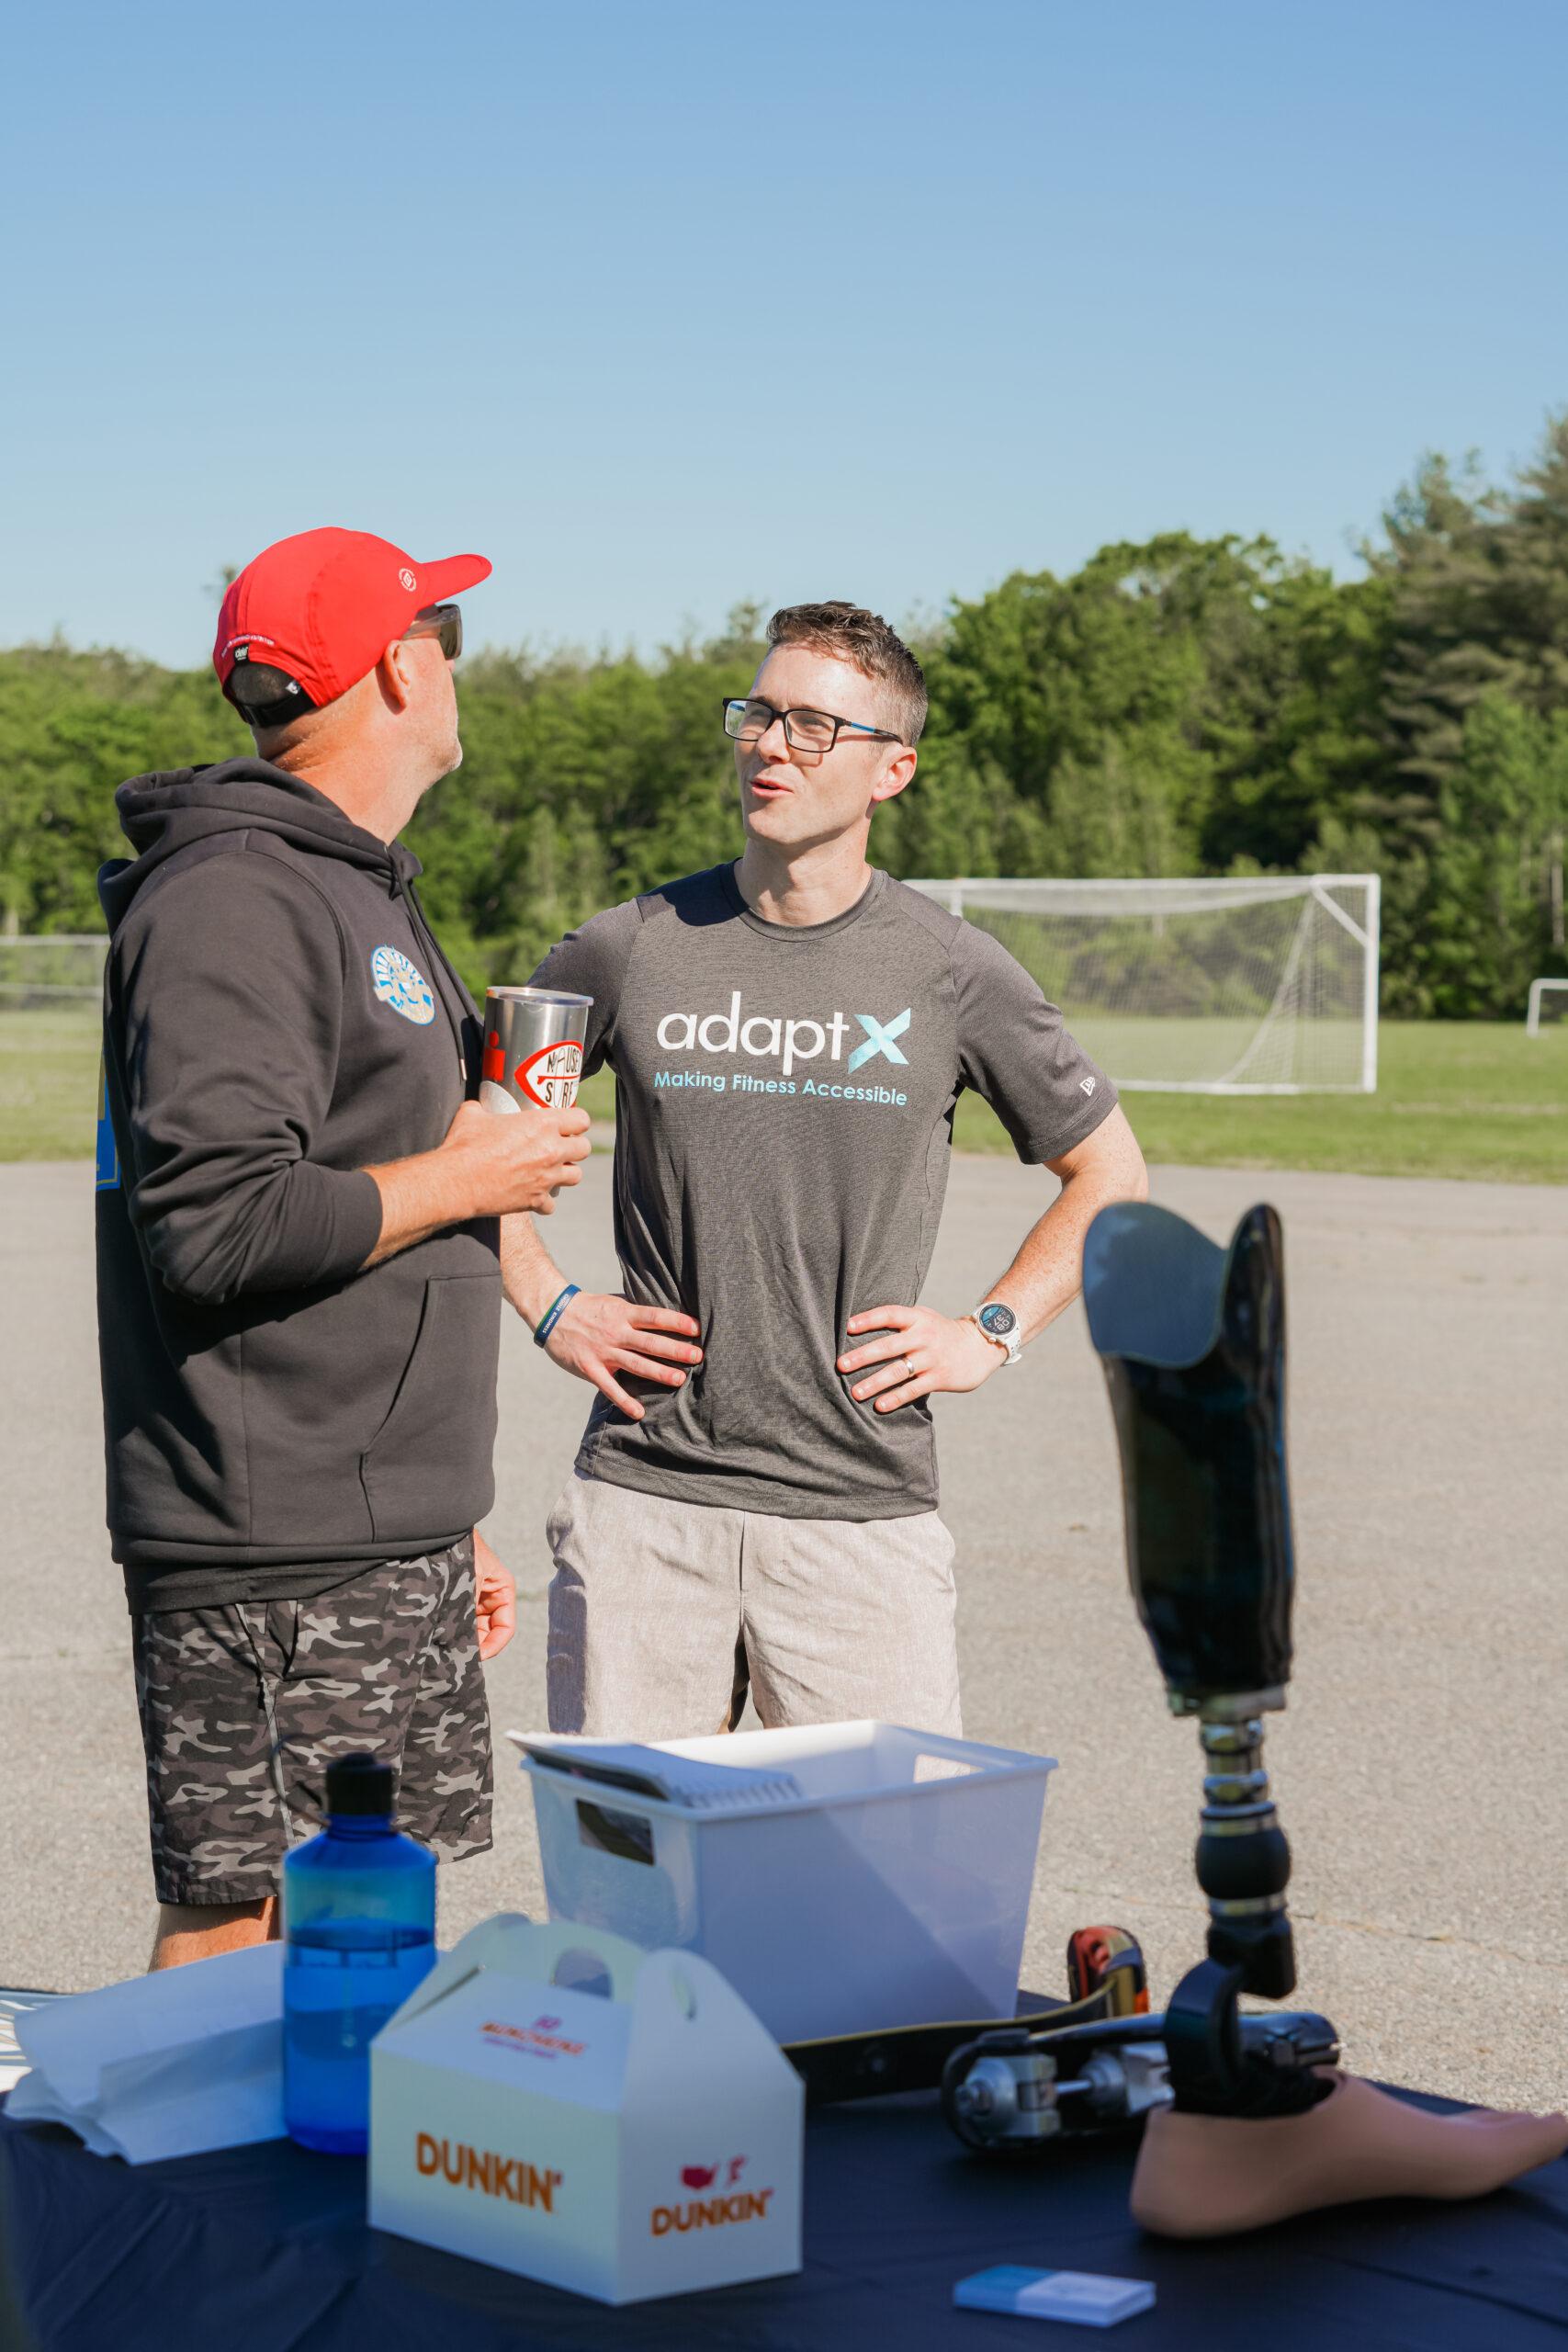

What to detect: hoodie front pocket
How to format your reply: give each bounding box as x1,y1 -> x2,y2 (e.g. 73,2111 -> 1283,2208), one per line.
359,1272 -> 502,1542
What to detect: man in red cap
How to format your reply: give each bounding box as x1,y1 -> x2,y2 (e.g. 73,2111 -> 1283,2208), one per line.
96,528 -> 587,1969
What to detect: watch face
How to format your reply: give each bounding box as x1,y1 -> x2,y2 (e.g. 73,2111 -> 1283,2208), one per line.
978,1303 -> 1018,1339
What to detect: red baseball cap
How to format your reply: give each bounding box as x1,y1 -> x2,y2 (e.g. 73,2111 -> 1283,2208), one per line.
213,526 -> 491,708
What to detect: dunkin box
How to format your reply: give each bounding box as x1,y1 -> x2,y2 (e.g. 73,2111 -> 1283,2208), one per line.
368,1915 -> 803,2305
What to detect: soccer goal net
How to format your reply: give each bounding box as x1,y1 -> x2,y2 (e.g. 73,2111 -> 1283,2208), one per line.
0,935 -> 108,1007
907,876 -> 1381,1093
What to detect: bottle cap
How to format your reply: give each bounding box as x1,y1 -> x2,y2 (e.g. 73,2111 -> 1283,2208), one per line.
325,1751 -> 394,1816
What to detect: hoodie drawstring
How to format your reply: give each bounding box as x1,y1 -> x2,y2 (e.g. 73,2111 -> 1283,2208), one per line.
392,864 -> 481,1091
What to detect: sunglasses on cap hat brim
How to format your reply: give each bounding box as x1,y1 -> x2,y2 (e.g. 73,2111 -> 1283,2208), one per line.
399,603 -> 463,662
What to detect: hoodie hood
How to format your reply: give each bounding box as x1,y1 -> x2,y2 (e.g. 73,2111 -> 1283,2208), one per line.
99,758 -> 416,933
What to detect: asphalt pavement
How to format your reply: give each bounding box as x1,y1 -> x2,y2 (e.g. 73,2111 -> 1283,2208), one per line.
3,1153 -> 1564,2113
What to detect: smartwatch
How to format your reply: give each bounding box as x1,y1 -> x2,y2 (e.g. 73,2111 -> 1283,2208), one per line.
966,1300 -> 1021,1367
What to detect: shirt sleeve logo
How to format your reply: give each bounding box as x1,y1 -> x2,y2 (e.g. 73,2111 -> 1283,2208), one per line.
371,944 -> 436,1025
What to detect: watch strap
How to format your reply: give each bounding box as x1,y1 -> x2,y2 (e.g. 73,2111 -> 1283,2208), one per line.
965,1309 -> 1021,1367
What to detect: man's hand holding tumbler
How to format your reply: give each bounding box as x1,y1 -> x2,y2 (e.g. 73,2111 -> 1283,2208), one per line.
360,1083 -> 590,1264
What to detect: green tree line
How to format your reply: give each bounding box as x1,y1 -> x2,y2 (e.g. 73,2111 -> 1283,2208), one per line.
5,421 -> 1568,1016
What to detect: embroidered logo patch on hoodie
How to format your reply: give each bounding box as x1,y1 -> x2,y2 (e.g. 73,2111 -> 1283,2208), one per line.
372,944 -> 435,1024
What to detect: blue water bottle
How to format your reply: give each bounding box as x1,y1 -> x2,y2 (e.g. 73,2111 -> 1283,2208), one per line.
283,1751 -> 436,2154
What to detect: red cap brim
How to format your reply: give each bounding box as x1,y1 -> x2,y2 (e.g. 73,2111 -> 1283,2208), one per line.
418,553 -> 492,603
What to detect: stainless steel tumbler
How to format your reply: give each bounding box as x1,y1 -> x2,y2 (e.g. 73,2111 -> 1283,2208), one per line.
479,987 -> 592,1115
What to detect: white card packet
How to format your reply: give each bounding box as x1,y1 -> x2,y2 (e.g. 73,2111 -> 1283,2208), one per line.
6,1943 -> 286,2163
954,2267 -> 1156,2325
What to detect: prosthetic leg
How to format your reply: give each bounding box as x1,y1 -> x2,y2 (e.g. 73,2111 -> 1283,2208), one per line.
1087,1200 -> 1312,2125
1083,1200 -> 1566,2233
940,1202 -> 1565,2231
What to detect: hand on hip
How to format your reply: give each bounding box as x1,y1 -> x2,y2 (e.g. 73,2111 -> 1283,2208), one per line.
838,1305 -> 1002,1412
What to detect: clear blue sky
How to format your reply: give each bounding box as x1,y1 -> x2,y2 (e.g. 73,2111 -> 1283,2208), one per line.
5,0 -> 1566,670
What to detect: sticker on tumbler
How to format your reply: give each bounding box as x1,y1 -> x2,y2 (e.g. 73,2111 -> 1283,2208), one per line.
516,1039 -> 583,1109
371,944 -> 435,1025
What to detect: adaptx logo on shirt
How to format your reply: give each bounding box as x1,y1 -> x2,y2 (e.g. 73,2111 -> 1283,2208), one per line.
371,944 -> 435,1025
656,992 -> 912,1079
847,1010 -> 910,1073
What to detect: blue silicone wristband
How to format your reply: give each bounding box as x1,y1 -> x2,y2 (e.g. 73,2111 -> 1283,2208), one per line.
534,1284 -> 581,1348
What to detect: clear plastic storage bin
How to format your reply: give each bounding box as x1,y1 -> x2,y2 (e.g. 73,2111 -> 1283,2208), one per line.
515,1721 -> 1055,2043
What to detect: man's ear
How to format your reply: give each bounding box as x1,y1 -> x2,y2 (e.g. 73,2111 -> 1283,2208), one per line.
870,744 -> 918,805
375,639 -> 417,715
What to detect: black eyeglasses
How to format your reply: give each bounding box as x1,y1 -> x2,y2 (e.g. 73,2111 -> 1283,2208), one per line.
400,603 -> 463,662
721,696 -> 901,754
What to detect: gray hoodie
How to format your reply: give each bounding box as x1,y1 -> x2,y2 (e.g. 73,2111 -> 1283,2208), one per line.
96,757 -> 500,1611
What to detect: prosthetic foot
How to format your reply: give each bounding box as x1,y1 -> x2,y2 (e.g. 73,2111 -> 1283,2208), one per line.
1132,2073 -> 1568,2236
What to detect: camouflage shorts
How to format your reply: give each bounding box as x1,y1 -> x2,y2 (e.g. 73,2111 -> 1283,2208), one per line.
131,1538 -> 492,1906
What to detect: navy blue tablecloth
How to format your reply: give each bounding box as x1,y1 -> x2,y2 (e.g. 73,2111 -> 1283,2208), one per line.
5,2086 -> 1567,2350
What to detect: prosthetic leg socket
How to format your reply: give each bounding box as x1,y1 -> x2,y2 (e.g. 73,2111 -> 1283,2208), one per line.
1082,1200 -> 1293,1719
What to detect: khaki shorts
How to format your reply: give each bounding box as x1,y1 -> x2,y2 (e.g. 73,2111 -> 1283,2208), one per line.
545,1473 -> 961,1740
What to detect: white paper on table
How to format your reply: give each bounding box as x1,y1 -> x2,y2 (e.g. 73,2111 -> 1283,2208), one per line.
6,1943 -> 286,2163
0,1992 -> 62,2095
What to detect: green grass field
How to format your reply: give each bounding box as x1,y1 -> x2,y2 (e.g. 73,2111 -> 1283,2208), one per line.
0,1011 -> 107,1161
4,1009 -> 1563,1183
962,1021 -> 1568,1181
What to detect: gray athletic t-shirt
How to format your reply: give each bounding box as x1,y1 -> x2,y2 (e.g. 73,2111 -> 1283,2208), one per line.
531,865 -> 1114,1519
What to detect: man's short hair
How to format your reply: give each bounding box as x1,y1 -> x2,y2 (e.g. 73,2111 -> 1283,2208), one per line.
227,661 -> 319,731
765,602 -> 927,745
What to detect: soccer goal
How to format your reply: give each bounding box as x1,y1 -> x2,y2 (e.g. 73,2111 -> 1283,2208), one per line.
0,934 -> 108,1006
1526,978 -> 1568,1036
907,876 -> 1381,1093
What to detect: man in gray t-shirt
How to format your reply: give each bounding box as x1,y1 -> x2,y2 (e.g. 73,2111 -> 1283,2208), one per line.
504,602 -> 1147,1738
